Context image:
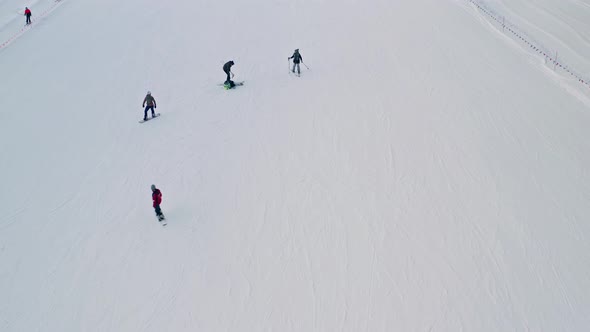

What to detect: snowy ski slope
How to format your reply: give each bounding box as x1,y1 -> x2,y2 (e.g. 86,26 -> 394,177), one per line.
1,0 -> 589,331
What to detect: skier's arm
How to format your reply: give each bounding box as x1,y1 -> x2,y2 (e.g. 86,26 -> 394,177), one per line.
153,98 -> 156,108
142,96 -> 146,107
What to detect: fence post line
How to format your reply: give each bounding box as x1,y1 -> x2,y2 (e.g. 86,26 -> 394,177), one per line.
470,0 -> 590,88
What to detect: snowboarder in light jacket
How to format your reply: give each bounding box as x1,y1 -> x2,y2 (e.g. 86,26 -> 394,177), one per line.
223,60 -> 235,87
24,7 -> 32,25
151,184 -> 164,221
142,91 -> 157,121
288,49 -> 303,75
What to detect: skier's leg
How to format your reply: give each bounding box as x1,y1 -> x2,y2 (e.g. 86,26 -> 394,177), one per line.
150,106 -> 155,117
296,63 -> 300,74
155,205 -> 165,220
225,71 -> 231,82
292,63 -> 296,73
144,106 -> 149,120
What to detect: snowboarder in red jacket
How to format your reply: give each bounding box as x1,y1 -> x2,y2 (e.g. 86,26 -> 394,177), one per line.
24,7 -> 32,25
151,184 -> 165,221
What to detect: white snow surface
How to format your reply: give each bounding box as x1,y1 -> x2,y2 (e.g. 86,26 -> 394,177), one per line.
1,0 -> 590,330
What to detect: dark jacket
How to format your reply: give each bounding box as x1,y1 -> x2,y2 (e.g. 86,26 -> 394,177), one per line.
289,52 -> 302,64
152,189 -> 162,207
223,61 -> 234,73
143,94 -> 156,107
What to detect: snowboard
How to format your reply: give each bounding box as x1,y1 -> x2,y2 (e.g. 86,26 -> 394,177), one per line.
139,113 -> 161,123
158,215 -> 167,226
222,81 -> 245,90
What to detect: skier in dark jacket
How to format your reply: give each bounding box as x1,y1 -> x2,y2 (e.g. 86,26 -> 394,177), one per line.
288,49 -> 303,75
24,7 -> 32,25
223,60 -> 235,86
142,91 -> 157,121
151,184 -> 165,221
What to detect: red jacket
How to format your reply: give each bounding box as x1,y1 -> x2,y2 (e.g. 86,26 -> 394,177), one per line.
25,9 -> 31,16
152,189 -> 162,207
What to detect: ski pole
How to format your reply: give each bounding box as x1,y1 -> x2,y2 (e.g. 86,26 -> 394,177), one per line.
302,62 -> 310,70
